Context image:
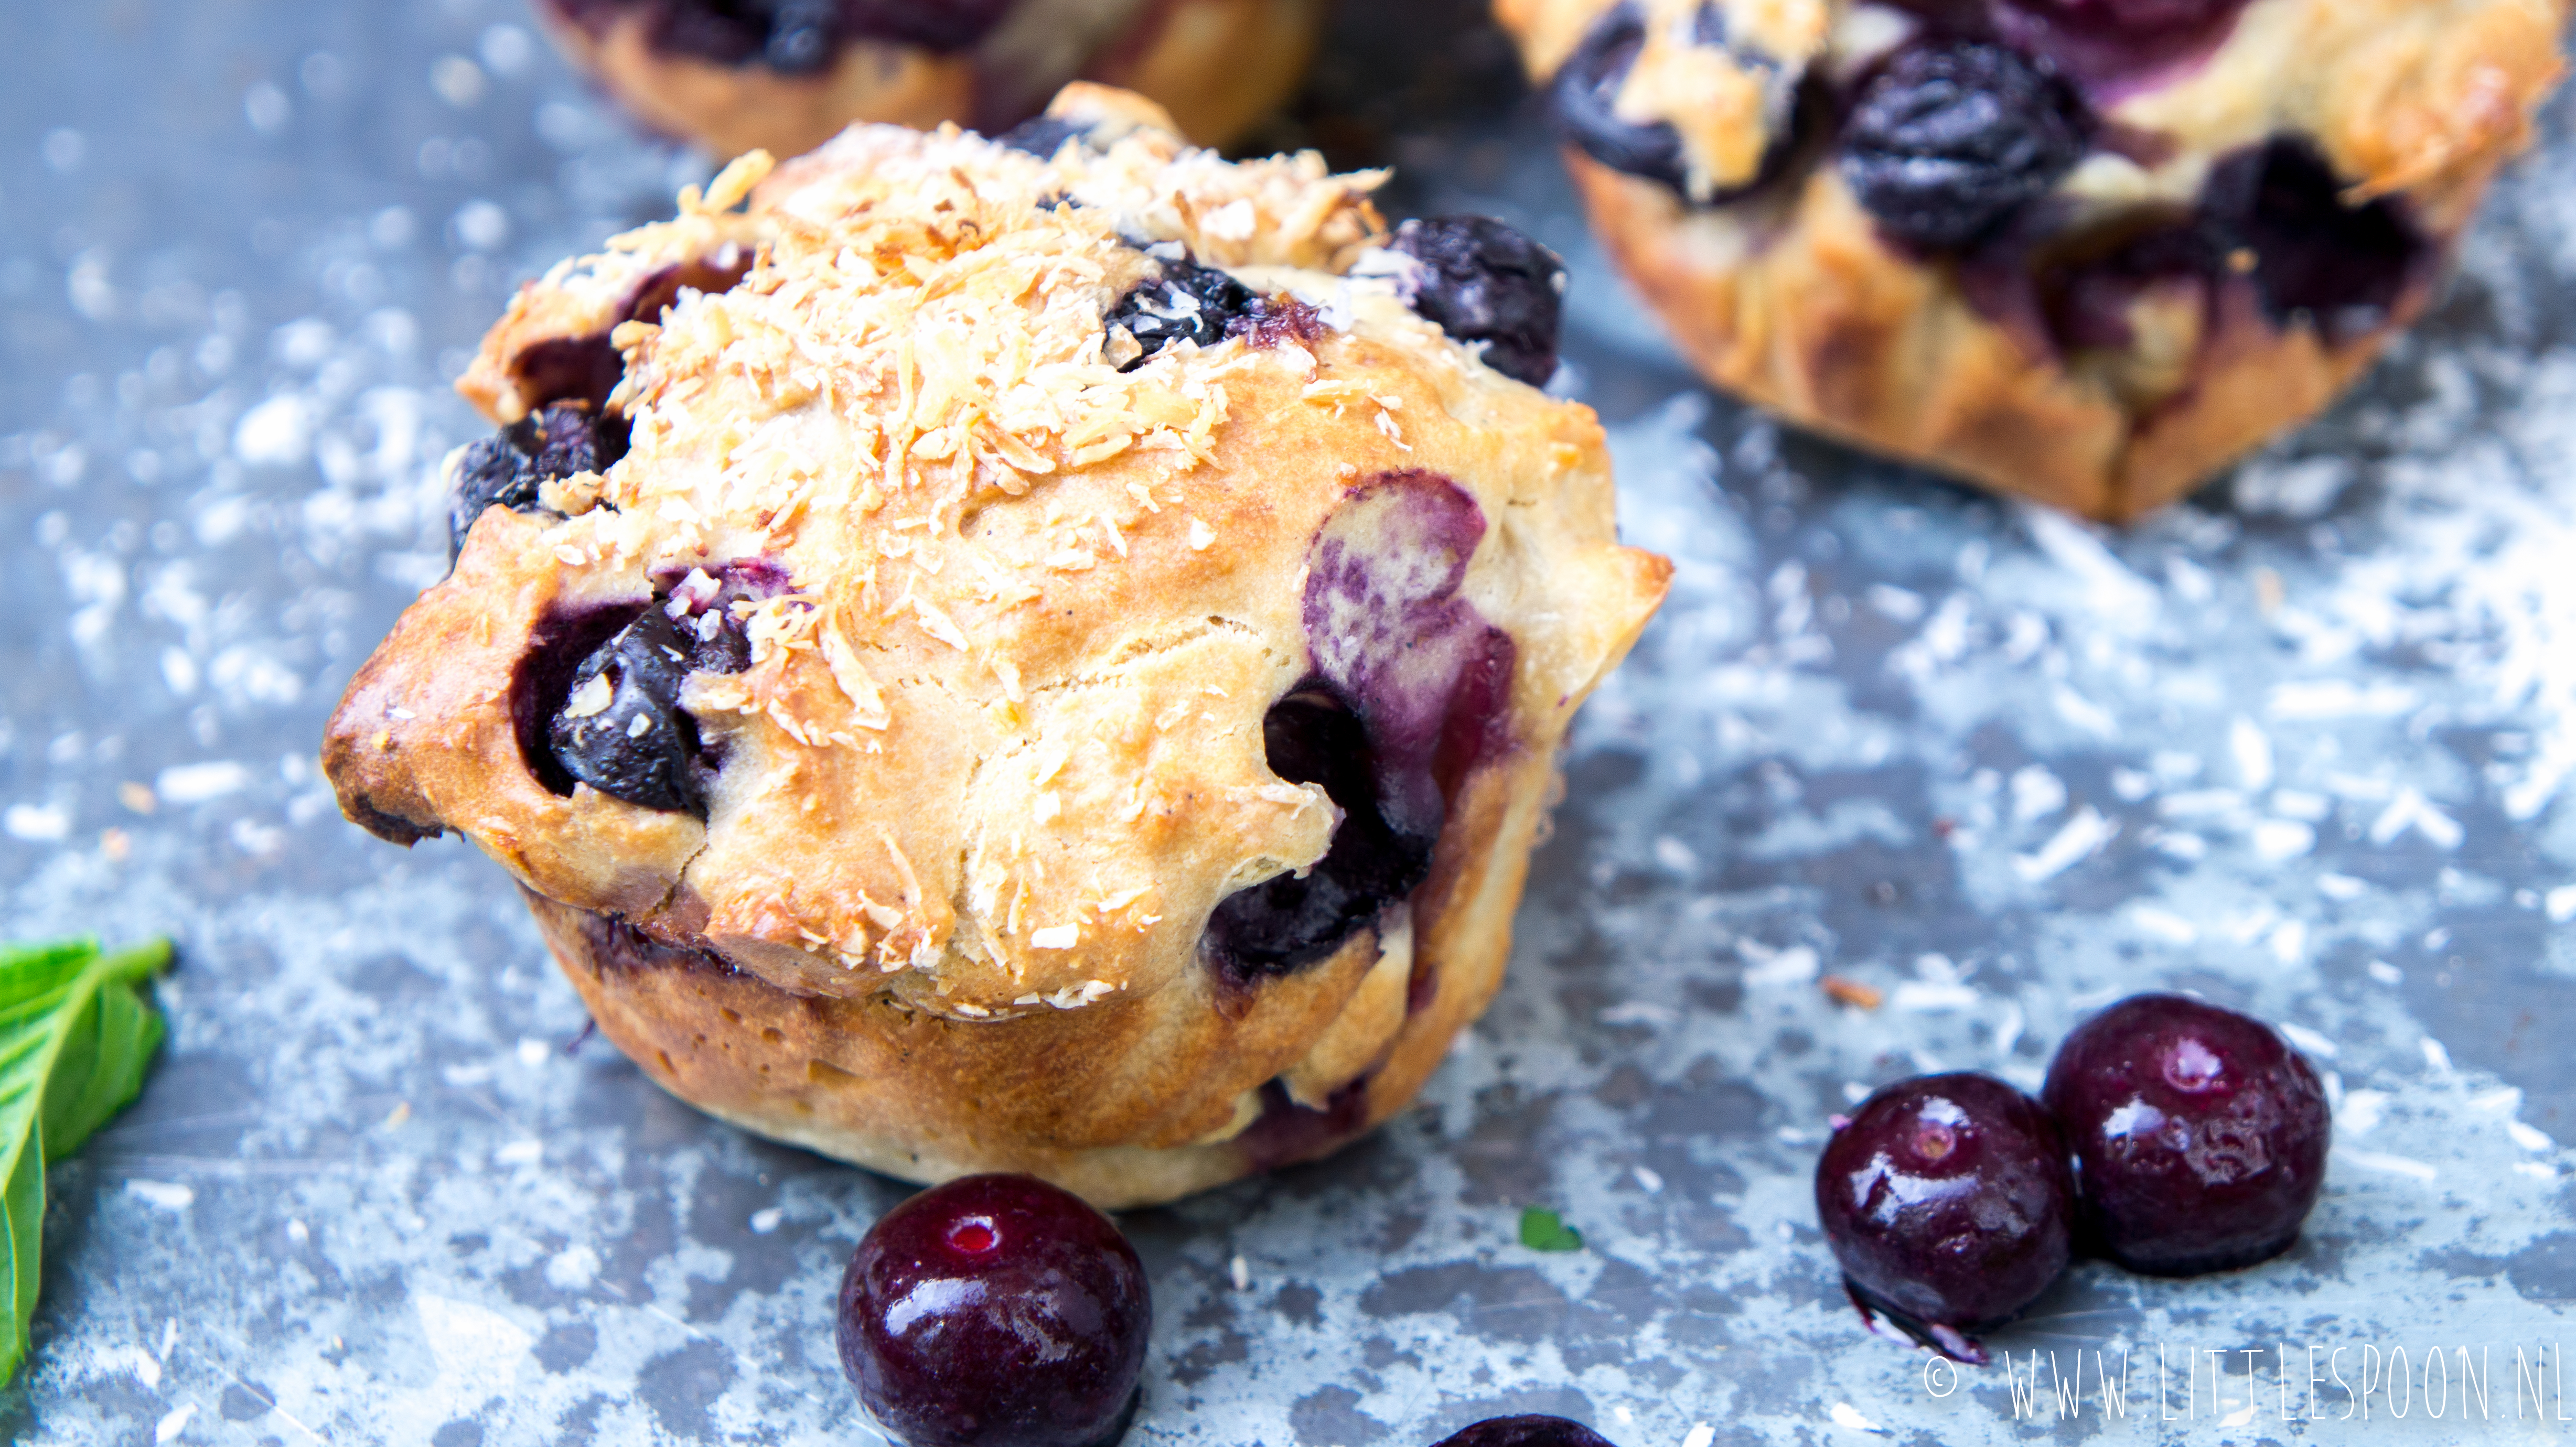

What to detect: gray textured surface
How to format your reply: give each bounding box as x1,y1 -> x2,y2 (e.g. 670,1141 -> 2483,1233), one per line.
6,2 -> 2576,1443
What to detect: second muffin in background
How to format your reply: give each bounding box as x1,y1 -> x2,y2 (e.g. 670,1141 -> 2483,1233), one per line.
534,0 -> 1327,157
1498,0 -> 2568,520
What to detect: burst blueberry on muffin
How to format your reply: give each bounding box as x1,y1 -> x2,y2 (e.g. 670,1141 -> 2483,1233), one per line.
533,0 -> 1327,157
324,86 -> 1668,1207
1497,0 -> 2568,519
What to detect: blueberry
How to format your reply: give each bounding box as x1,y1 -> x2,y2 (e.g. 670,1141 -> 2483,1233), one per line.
2033,216 -> 2212,353
2199,136 -> 2426,346
839,0 -> 1017,52
549,607 -> 707,814
1548,2 -> 1807,202
1299,472 -> 1511,839
1105,255 -> 1260,369
2042,993 -> 2330,1277
646,0 -> 770,66
509,336 -> 629,417
508,251 -> 753,415
1429,1417 -> 1617,1447
450,402 -> 631,555
763,0 -> 839,71
1816,1073 -> 2074,1362
837,1174 -> 1151,1447
1387,217 -> 1566,387
1206,474 -> 1516,986
2007,0 -> 2241,35
1839,38 -> 2092,251
1201,687 -> 1437,980
995,114 -> 1092,160
533,561 -> 783,812
1547,3 -> 1692,195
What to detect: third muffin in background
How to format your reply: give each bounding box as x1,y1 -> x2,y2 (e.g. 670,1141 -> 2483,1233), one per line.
536,0 -> 1326,157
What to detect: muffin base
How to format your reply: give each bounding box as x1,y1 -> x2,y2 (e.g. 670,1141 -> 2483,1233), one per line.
526,732 -> 1560,1209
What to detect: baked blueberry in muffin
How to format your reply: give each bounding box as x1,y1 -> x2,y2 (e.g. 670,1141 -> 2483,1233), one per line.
1496,0 -> 2569,518
324,85 -> 1668,1207
534,0 -> 1328,158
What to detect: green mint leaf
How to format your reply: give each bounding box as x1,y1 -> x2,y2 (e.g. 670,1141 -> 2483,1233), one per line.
1519,1206 -> 1583,1252
0,937 -> 172,1385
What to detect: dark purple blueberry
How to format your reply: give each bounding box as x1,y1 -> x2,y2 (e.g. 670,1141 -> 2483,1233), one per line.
1301,472 -> 1512,837
1547,4 -> 1689,192
1105,254 -> 1260,369
839,0 -> 1015,52
2042,993 -> 2330,1277
1838,38 -> 2092,251
1993,0 -> 2249,89
837,1174 -> 1150,1447
2011,0 -> 2240,30
2033,214 -> 2212,353
510,336 -> 628,417
1205,473 -> 1515,985
536,561 -> 782,811
2199,135 -> 2427,345
1201,687 -> 1436,978
996,114 -> 1092,160
1816,1073 -> 2074,1360
549,607 -> 707,814
574,0 -> 1014,68
763,0 -> 839,71
1549,2 -> 1810,202
508,251 -> 753,414
1429,1417 -> 1617,1447
449,402 -> 631,555
1387,217 -> 1566,387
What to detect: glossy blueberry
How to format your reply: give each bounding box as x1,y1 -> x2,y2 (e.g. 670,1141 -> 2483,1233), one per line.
1201,687 -> 1436,979
1105,255 -> 1261,369
1838,38 -> 2091,251
1428,1417 -> 1617,1447
449,402 -> 630,555
2042,993 -> 2330,1277
2200,135 -> 2426,345
1816,1073 -> 2074,1362
1387,217 -> 1566,388
549,606 -> 706,814
837,1174 -> 1151,1447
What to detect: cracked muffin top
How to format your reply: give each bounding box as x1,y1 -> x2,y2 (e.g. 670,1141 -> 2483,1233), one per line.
326,85 -> 1668,1028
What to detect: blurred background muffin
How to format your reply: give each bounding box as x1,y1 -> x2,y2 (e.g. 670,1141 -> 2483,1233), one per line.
533,0 -> 1327,155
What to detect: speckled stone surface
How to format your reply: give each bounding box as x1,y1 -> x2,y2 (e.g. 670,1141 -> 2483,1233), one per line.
6,3 -> 2576,1444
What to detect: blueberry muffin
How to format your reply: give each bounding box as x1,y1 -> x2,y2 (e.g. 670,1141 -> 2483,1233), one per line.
325,86 -> 1670,1207
1497,0 -> 2569,519
535,0 -> 1326,157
